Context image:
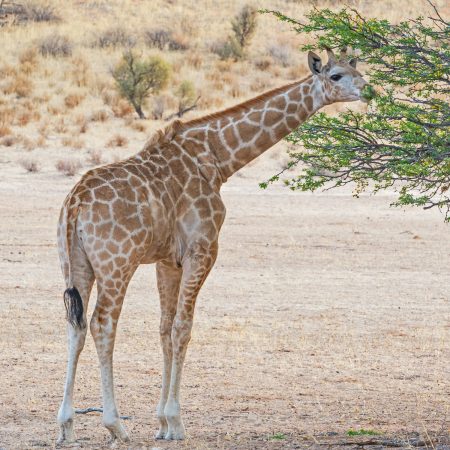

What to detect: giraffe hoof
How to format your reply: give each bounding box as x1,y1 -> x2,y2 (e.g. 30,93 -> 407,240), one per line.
155,427 -> 167,439
164,421 -> 186,440
105,420 -> 130,444
56,420 -> 79,447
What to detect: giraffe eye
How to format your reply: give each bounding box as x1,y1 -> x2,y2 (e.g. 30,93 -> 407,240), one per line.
330,74 -> 342,81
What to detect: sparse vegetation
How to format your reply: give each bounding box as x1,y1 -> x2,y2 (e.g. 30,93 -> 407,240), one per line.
112,51 -> 170,119
107,134 -> 128,147
55,158 -> 82,176
94,27 -> 136,49
214,4 -> 258,61
87,149 -> 104,165
347,429 -> 380,436
19,158 -> 40,172
269,432 -> 286,440
38,33 -> 72,57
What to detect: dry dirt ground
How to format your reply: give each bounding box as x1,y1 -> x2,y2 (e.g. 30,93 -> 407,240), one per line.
0,143 -> 449,449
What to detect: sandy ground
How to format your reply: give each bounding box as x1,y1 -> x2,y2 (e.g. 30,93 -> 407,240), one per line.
0,142 -> 449,449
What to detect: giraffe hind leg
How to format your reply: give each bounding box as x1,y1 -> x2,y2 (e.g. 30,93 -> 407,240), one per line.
90,268 -> 137,444
57,246 -> 95,445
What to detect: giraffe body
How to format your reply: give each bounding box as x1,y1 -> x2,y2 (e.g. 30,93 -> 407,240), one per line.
56,49 -> 369,444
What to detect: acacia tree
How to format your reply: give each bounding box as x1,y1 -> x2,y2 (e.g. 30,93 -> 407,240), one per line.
112,51 -> 170,119
262,4 -> 450,220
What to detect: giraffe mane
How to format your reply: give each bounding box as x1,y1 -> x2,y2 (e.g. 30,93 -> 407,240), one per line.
142,74 -> 313,150
184,74 -> 313,127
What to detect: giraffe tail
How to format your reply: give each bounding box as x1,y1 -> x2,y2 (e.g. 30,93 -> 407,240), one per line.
62,192 -> 85,329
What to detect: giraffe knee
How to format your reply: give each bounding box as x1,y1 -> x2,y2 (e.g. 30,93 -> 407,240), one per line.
171,317 -> 193,349
160,313 -> 175,337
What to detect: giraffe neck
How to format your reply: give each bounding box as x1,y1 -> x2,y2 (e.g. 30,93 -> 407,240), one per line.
179,75 -> 327,181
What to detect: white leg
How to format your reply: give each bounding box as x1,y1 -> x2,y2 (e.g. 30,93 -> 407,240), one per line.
155,262 -> 181,439
57,254 -> 94,446
57,325 -> 87,445
164,246 -> 217,440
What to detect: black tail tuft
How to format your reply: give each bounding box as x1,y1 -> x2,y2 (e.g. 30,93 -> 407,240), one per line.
64,287 -> 85,329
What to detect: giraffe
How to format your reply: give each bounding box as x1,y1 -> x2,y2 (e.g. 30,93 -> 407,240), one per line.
56,48 -> 369,445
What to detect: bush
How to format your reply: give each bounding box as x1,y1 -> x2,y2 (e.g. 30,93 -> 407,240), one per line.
263,6 -> 450,220
23,2 -> 59,22
173,80 -> 199,117
144,29 -> 172,50
212,4 -> 257,61
56,158 -> 82,176
20,158 -> 40,173
38,34 -> 72,57
144,28 -> 189,51
95,27 -> 136,49
112,51 -> 170,119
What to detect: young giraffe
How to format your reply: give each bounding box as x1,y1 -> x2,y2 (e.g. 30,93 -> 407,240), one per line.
56,49 -> 368,445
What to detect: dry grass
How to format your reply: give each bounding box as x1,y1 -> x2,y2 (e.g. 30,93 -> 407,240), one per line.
0,124 -> 12,137
38,33 -> 72,57
64,93 -> 85,109
55,158 -> 82,176
4,75 -> 33,98
90,110 -> 109,122
87,149 -> 104,165
0,0 -> 443,172
107,134 -> 128,148
19,157 -> 40,172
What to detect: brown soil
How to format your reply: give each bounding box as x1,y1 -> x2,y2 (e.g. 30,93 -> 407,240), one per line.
0,145 -> 449,449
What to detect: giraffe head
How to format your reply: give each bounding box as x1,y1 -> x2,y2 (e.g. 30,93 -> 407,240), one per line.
308,48 -> 369,104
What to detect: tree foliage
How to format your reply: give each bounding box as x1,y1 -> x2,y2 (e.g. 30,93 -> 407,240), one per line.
262,4 -> 450,220
112,51 -> 170,119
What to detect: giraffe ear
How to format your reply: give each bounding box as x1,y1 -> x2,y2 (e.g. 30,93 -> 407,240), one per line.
349,58 -> 357,68
308,51 -> 322,74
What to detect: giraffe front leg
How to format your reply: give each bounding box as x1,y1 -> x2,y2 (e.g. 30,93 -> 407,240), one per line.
155,261 -> 182,439
164,243 -> 218,440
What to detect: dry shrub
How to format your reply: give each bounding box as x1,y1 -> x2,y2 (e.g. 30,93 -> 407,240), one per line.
73,114 -> 88,133
268,44 -> 292,67
56,158 -> 82,176
144,28 -> 190,51
22,2 -> 60,22
17,111 -> 31,126
254,56 -> 272,71
112,99 -> 134,118
186,52 -> 202,69
144,28 -> 172,50
19,158 -> 40,172
4,75 -> 33,97
64,93 -> 85,108
87,149 -> 104,165
287,64 -> 307,80
168,33 -> 190,51
107,134 -> 128,148
62,136 -> 84,149
200,95 -> 224,109
250,77 -> 272,92
0,65 -> 17,78
53,118 -> 67,133
95,27 -> 136,48
0,107 -> 15,126
230,83 -> 245,98
47,104 -> 62,115
0,124 -> 12,137
130,120 -> 146,132
90,110 -> 109,122
19,48 -> 39,75
0,135 -> 17,147
39,34 -> 72,57
69,56 -> 91,87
